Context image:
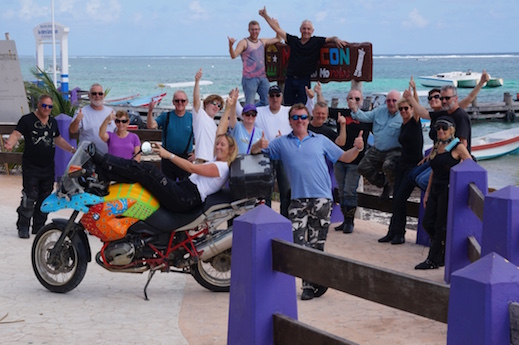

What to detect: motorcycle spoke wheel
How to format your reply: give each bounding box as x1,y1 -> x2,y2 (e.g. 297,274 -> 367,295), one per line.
31,224 -> 88,293
190,249 -> 231,292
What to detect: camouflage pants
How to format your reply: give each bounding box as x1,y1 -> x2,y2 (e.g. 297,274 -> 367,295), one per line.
357,147 -> 401,187
289,198 -> 333,290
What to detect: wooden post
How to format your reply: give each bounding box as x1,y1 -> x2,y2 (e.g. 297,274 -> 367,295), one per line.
448,252 -> 519,345
331,97 -> 339,108
481,186 -> 519,265
227,205 -> 297,345
445,159 -> 487,283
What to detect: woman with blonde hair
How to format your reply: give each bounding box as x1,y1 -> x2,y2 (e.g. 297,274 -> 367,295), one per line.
415,116 -> 472,269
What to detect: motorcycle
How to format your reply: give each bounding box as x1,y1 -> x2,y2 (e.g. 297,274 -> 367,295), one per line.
31,141 -> 272,299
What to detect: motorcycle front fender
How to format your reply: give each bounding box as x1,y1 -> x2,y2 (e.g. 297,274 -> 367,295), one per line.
49,218 -> 92,263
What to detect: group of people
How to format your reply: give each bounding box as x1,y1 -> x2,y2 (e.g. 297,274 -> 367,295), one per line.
5,7 -> 484,301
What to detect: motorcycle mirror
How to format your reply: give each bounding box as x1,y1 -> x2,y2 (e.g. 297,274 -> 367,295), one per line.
141,141 -> 152,154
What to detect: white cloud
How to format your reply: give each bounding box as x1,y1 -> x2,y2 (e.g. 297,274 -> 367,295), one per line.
18,0 -> 49,21
85,0 -> 121,22
403,8 -> 428,28
57,0 -> 78,13
189,0 -> 206,19
315,11 -> 327,23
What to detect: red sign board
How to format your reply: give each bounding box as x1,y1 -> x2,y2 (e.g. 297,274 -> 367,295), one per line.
265,42 -> 373,83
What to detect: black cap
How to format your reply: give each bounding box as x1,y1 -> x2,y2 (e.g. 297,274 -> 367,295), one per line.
435,116 -> 455,128
268,85 -> 282,94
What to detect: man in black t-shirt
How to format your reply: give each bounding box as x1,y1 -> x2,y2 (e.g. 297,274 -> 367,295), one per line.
4,94 -> 75,238
259,6 -> 348,106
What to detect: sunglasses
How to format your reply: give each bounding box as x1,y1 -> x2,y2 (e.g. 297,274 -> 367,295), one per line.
115,119 -> 129,124
434,123 -> 452,131
211,101 -> 222,109
174,99 -> 187,104
386,99 -> 397,103
348,97 -> 361,102
398,106 -> 410,112
428,94 -> 440,101
440,96 -> 455,101
41,103 -> 53,109
269,93 -> 282,98
90,92 -> 104,96
290,114 -> 309,121
243,112 -> 257,117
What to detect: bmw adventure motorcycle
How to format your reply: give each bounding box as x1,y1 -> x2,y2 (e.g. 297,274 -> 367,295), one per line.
31,142 -> 271,299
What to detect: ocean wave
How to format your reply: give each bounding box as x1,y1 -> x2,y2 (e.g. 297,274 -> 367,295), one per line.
375,53 -> 519,59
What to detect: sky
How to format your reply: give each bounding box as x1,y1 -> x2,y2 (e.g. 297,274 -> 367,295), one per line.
1,0 -> 518,57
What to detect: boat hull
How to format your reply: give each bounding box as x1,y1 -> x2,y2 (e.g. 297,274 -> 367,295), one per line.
471,128 -> 519,160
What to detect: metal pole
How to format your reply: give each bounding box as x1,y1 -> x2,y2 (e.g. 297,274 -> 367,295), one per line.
51,0 -> 57,88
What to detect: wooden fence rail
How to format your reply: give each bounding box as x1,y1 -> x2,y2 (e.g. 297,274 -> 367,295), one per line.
271,239 -> 450,323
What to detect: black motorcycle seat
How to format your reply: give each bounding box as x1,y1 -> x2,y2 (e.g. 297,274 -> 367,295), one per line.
136,189 -> 235,233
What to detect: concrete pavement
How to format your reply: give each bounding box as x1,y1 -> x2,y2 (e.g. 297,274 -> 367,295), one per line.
0,174 -> 447,344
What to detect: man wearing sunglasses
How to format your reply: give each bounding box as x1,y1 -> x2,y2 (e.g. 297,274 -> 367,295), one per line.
259,7 -> 348,106
404,74 -> 488,191
252,103 -> 364,300
348,90 -> 403,200
5,94 -> 76,238
70,83 -> 115,154
147,90 -> 193,180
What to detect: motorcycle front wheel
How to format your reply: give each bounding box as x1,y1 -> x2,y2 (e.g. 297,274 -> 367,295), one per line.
190,248 -> 231,292
31,223 -> 88,293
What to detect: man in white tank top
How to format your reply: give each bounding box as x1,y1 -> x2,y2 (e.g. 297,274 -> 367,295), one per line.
228,20 -> 280,106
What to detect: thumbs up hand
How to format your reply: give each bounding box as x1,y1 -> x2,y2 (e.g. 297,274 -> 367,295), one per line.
354,130 -> 364,152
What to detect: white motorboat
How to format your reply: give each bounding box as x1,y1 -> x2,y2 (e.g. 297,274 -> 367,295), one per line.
418,70 -> 485,88
471,127 -> 519,160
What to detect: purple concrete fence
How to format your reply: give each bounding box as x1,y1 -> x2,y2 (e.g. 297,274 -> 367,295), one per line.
445,159 -> 488,283
448,252 -> 519,345
481,186 -> 519,265
54,114 -> 75,181
227,205 -> 297,345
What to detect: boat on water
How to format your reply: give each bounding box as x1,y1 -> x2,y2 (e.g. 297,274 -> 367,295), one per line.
107,92 -> 167,107
418,70 -> 486,88
470,127 -> 519,160
424,127 -> 519,160
104,93 -> 140,104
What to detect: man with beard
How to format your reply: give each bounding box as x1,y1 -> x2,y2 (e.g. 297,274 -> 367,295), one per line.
70,83 -> 115,153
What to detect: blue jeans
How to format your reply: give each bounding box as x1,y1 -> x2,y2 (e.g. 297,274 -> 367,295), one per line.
333,162 -> 361,208
409,162 -> 431,192
242,76 -> 270,107
283,75 -> 310,106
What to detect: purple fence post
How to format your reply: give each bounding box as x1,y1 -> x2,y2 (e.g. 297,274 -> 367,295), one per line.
447,252 -> 519,345
445,159 -> 487,283
54,114 -> 75,182
481,186 -> 519,265
227,205 -> 297,345
327,159 -> 343,223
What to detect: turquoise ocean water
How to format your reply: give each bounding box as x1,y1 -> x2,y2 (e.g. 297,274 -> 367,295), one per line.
18,53 -> 519,188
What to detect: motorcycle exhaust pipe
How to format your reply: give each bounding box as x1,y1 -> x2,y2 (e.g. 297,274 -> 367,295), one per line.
95,252 -> 149,273
196,227 -> 233,261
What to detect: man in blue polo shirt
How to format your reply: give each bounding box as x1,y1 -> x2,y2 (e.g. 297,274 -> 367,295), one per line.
253,103 -> 364,301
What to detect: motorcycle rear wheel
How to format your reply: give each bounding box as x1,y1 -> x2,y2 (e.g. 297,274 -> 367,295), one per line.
190,248 -> 231,292
31,223 -> 88,293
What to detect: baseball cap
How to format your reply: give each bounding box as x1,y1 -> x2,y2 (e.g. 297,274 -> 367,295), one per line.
435,116 -> 455,128
242,104 -> 257,113
268,85 -> 282,94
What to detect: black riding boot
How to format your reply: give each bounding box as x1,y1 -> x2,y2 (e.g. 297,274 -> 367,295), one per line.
342,206 -> 356,233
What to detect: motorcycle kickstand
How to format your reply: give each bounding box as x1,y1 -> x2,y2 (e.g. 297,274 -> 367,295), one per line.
143,263 -> 166,301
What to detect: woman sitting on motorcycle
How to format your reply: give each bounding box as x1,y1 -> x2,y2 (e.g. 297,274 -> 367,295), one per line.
91,92 -> 239,214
